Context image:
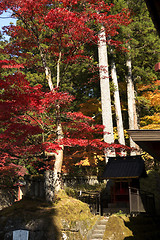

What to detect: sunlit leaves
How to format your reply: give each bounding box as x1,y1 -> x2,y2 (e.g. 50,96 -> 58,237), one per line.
0,71 -> 129,179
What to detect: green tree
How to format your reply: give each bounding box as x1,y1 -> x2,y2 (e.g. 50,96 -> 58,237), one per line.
108,0 -> 160,129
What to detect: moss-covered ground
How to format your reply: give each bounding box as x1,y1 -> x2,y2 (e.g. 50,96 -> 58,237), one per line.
0,190 -> 98,239
103,213 -> 160,240
103,214 -> 132,240
1,191 -> 160,240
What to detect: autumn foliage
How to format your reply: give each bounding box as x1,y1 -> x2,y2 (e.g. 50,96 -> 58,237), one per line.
138,80 -> 160,129
0,69 -> 130,182
0,0 -> 131,72
0,0 -> 131,186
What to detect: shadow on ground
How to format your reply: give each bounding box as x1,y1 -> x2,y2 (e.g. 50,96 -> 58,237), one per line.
124,214 -> 160,240
0,198 -> 61,240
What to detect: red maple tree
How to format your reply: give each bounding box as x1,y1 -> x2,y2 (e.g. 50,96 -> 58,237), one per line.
0,0 -> 130,80
0,0 -> 131,189
0,69 -> 129,185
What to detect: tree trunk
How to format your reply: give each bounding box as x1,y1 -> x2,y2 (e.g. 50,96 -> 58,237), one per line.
54,52 -> 64,193
111,54 -> 126,156
126,47 -> 140,155
40,46 -> 64,194
39,46 -> 54,91
98,26 -> 115,161
53,110 -> 64,192
57,51 -> 61,88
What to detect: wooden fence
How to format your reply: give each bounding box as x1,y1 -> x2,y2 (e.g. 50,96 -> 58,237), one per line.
129,187 -> 155,214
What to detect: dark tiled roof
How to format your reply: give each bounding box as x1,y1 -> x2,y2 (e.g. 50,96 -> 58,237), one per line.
102,155 -> 147,179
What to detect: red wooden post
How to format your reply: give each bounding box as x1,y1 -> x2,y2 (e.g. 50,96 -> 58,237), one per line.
17,185 -> 23,201
18,186 -> 21,201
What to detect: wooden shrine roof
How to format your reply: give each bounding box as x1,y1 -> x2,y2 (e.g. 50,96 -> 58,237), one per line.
102,155 -> 147,179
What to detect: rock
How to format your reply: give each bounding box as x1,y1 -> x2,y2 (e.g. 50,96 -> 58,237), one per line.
103,215 -> 133,240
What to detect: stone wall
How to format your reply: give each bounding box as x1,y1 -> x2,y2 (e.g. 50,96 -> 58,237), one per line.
0,174 -> 104,209
25,171 -> 61,201
24,174 -> 103,201
62,175 -> 100,187
25,175 -> 45,199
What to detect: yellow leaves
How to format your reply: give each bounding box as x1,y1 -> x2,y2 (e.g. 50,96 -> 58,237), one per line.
138,80 -> 160,110
143,90 -> 160,108
150,91 -> 160,108
95,154 -> 104,162
75,157 -> 90,166
113,127 -> 119,140
72,151 -> 104,167
140,113 -> 160,129
113,128 -> 129,140
138,82 -> 160,129
137,83 -> 153,91
63,150 -> 91,168
138,80 -> 160,129
142,152 -> 154,161
79,98 -> 101,118
141,124 -> 160,129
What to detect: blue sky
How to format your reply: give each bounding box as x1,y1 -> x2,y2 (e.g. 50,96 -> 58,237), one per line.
0,11 -> 17,34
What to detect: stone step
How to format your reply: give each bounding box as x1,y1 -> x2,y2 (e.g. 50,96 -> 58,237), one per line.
91,234 -> 104,239
98,219 -> 108,225
93,226 -> 106,233
92,231 -> 105,237
91,238 -> 103,240
88,217 -> 108,240
92,232 -> 104,235
92,229 -> 105,232
91,238 -> 105,240
95,226 -> 106,231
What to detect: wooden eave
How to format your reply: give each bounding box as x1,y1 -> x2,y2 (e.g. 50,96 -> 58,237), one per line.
128,129 -> 160,160
128,129 -> 160,141
106,176 -> 139,180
